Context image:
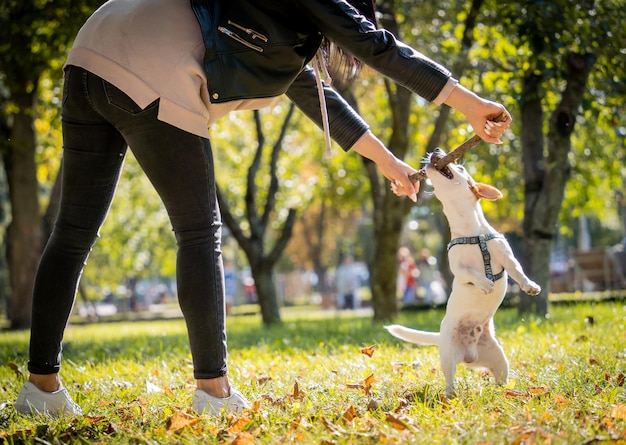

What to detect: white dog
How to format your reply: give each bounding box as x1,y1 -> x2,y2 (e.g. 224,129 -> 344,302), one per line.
386,148 -> 541,397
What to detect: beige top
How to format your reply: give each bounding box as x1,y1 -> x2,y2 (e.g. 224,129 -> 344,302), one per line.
66,0 -> 276,138
66,0 -> 455,140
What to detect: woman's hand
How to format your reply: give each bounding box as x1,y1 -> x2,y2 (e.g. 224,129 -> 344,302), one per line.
351,131 -> 419,202
443,84 -> 512,144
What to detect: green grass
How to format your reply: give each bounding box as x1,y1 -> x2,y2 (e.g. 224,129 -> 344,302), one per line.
1,302 -> 625,444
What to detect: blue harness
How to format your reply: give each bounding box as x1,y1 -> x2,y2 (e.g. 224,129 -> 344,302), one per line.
447,233 -> 505,282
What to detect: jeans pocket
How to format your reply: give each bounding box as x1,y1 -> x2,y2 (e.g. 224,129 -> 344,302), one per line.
102,80 -> 158,115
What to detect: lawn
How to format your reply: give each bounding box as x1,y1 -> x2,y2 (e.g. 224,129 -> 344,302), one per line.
1,301 -> 625,444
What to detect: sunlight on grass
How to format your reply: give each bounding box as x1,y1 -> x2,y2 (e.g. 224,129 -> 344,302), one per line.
1,301 -> 625,443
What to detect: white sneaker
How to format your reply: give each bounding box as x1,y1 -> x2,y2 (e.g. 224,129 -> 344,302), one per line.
15,381 -> 83,416
192,388 -> 249,416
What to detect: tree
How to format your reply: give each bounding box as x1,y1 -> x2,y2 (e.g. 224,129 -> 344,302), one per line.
360,0 -> 485,321
0,0 -> 104,328
496,0 -> 626,315
216,106 -> 299,326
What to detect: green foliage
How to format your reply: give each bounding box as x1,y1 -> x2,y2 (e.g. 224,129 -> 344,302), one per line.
1,301 -> 625,443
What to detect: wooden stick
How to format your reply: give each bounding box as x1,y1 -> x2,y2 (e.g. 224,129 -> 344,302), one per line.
408,113 -> 505,183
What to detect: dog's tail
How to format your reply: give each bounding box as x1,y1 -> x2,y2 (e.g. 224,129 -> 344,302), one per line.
385,324 -> 439,346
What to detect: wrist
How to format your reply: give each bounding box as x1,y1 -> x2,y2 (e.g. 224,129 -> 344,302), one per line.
442,84 -> 486,118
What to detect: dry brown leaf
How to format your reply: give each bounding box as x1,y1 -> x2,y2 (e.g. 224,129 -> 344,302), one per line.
553,394 -> 573,405
611,404 -> 626,420
504,389 -> 527,398
7,362 -> 23,379
257,376 -> 272,385
385,413 -> 409,431
617,373 -> 625,387
228,416 -> 252,434
86,415 -> 106,423
589,357 -> 600,366
230,432 -> 255,445
360,345 -> 375,357
361,373 -> 375,388
292,381 -> 306,400
528,385 -> 550,396
367,398 -> 380,411
341,404 -> 357,423
321,416 -> 346,435
165,410 -> 202,433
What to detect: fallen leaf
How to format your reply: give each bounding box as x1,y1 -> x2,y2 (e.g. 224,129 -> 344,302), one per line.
321,416 -> 347,435
360,345 -> 375,357
611,404 -> 626,420
528,385 -> 550,396
342,405 -> 357,423
553,394 -> 573,405
257,376 -> 272,385
589,357 -> 600,366
504,389 -> 527,398
367,398 -> 380,411
165,410 -> 202,433
385,413 -> 409,431
228,416 -> 252,434
617,373 -> 625,387
7,362 -> 23,379
231,432 -> 255,445
362,374 -> 375,388
292,381 -> 306,400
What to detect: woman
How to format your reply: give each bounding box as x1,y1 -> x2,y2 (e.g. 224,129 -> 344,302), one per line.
15,0 -> 511,417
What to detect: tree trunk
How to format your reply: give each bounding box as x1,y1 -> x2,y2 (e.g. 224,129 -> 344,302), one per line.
250,261 -> 281,326
367,0 -> 483,321
4,93 -> 42,329
520,52 -> 596,315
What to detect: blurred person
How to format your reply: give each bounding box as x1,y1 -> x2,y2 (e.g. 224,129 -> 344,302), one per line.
398,247 -> 419,304
335,255 -> 360,309
416,248 -> 447,304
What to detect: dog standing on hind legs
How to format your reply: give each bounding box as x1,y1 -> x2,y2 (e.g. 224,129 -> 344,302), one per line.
386,148 -> 541,398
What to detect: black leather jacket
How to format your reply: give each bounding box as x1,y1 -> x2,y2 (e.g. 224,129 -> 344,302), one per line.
190,0 -> 453,150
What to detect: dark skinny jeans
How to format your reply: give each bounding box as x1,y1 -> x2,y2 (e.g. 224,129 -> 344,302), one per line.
29,66 -> 227,380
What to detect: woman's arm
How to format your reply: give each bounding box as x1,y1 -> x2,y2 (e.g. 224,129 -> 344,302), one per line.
350,131 -> 419,202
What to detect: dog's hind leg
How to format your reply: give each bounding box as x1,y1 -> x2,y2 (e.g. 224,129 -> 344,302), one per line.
439,349 -> 458,398
475,323 -> 508,385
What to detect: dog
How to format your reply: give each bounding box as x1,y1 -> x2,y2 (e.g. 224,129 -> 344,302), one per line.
386,148 -> 541,397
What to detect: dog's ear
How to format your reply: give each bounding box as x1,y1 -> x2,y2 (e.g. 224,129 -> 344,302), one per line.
473,182 -> 503,200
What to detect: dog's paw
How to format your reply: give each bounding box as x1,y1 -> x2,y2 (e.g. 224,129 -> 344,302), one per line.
522,281 -> 541,295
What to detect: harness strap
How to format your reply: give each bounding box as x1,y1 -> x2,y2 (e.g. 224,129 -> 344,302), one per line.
447,233 -> 505,282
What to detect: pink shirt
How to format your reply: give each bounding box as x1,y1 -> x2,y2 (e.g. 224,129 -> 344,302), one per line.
66,0 -> 277,138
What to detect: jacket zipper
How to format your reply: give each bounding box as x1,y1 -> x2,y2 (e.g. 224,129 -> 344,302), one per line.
227,20 -> 268,42
218,21 -> 266,53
